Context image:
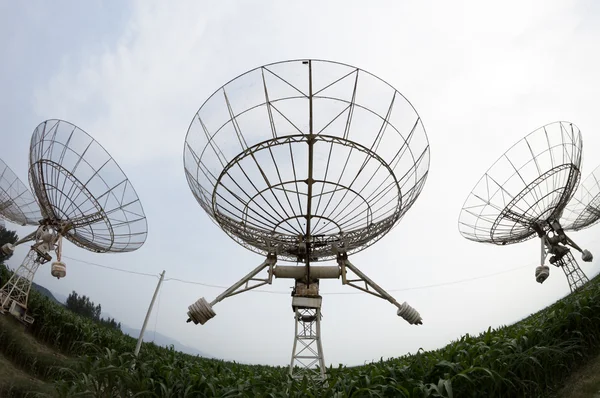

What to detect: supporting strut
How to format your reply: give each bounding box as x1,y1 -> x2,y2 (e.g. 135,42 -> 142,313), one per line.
335,249 -> 423,325
1,230 -> 37,256
186,254 -> 277,325
186,246 -> 421,382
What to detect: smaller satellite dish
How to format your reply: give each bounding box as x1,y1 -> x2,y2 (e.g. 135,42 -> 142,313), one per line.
0,158 -> 42,226
29,119 -> 148,253
0,119 -> 148,324
458,121 -> 591,292
561,163 -> 600,231
459,121 -> 582,245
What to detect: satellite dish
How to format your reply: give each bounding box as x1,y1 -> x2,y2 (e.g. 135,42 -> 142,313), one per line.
0,119 -> 148,324
184,59 -> 430,380
561,163 -> 600,232
0,158 -> 42,226
459,121 -> 592,292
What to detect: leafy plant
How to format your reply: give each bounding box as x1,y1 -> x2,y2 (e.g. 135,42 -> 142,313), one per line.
4,253 -> 600,397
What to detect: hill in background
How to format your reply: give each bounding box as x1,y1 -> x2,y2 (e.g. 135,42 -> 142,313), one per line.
31,281 -> 64,307
29,283 -> 212,359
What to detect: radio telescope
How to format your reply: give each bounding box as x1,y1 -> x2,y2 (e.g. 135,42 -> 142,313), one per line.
561,164 -> 600,232
184,59 -> 430,380
0,119 -> 147,324
459,121 -> 593,293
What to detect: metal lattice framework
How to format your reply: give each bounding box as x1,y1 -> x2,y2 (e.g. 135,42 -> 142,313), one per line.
184,59 -> 430,261
29,120 -> 147,253
562,163 -> 600,232
459,121 -> 583,245
290,307 -> 326,380
0,251 -> 43,309
0,119 -> 148,324
0,159 -> 42,226
558,251 -> 589,291
185,59 -> 428,381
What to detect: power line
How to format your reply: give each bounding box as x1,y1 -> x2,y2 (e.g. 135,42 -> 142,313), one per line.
162,277 -> 230,289
387,264 -> 530,293
313,264 -> 531,295
62,255 -> 534,295
62,255 -> 159,278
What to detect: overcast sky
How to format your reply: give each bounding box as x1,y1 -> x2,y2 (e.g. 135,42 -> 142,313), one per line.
2,0 -> 600,367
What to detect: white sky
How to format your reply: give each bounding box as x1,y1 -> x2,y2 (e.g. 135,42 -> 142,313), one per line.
2,0 -> 600,366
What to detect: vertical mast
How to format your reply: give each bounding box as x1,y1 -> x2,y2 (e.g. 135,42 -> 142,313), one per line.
305,60 -> 315,281
135,270 -> 165,357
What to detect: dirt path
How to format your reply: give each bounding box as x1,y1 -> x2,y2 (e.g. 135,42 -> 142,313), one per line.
558,353 -> 600,398
0,351 -> 52,394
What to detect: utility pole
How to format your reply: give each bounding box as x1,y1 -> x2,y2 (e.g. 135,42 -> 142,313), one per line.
134,270 -> 165,357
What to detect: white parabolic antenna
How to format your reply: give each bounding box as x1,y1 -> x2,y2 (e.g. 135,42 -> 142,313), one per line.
459,121 -> 596,293
562,163 -> 600,232
184,59 -> 430,380
0,119 -> 148,324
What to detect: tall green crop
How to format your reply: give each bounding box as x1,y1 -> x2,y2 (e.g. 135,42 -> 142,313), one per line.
6,268 -> 600,397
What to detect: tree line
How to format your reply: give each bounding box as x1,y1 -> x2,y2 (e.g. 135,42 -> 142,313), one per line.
65,290 -> 122,331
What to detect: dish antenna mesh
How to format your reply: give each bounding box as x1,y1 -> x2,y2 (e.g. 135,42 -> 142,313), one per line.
29,120 -> 147,253
459,121 -> 593,292
0,119 -> 147,324
0,159 -> 42,226
562,164 -> 600,231
184,59 -> 429,262
185,59 -> 429,381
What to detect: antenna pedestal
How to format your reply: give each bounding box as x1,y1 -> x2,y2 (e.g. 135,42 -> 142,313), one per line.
187,252 -> 421,381
0,249 -> 47,324
289,280 -> 326,382
556,251 -> 589,292
0,227 -> 58,324
536,220 -> 591,292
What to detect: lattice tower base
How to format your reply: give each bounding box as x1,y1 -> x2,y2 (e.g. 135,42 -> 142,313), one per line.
556,251 -> 589,293
290,302 -> 326,381
0,250 -> 43,313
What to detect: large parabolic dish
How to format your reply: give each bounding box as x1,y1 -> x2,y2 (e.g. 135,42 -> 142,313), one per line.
562,163 -> 600,231
0,158 -> 42,226
184,59 -> 430,261
28,119 -> 148,253
459,121 -> 583,245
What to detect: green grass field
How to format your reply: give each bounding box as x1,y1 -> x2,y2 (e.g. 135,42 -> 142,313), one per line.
4,270 -> 600,396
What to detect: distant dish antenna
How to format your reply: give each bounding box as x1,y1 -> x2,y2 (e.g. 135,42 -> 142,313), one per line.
0,119 -> 147,324
459,121 -> 593,292
184,59 -> 430,380
561,164 -> 600,232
